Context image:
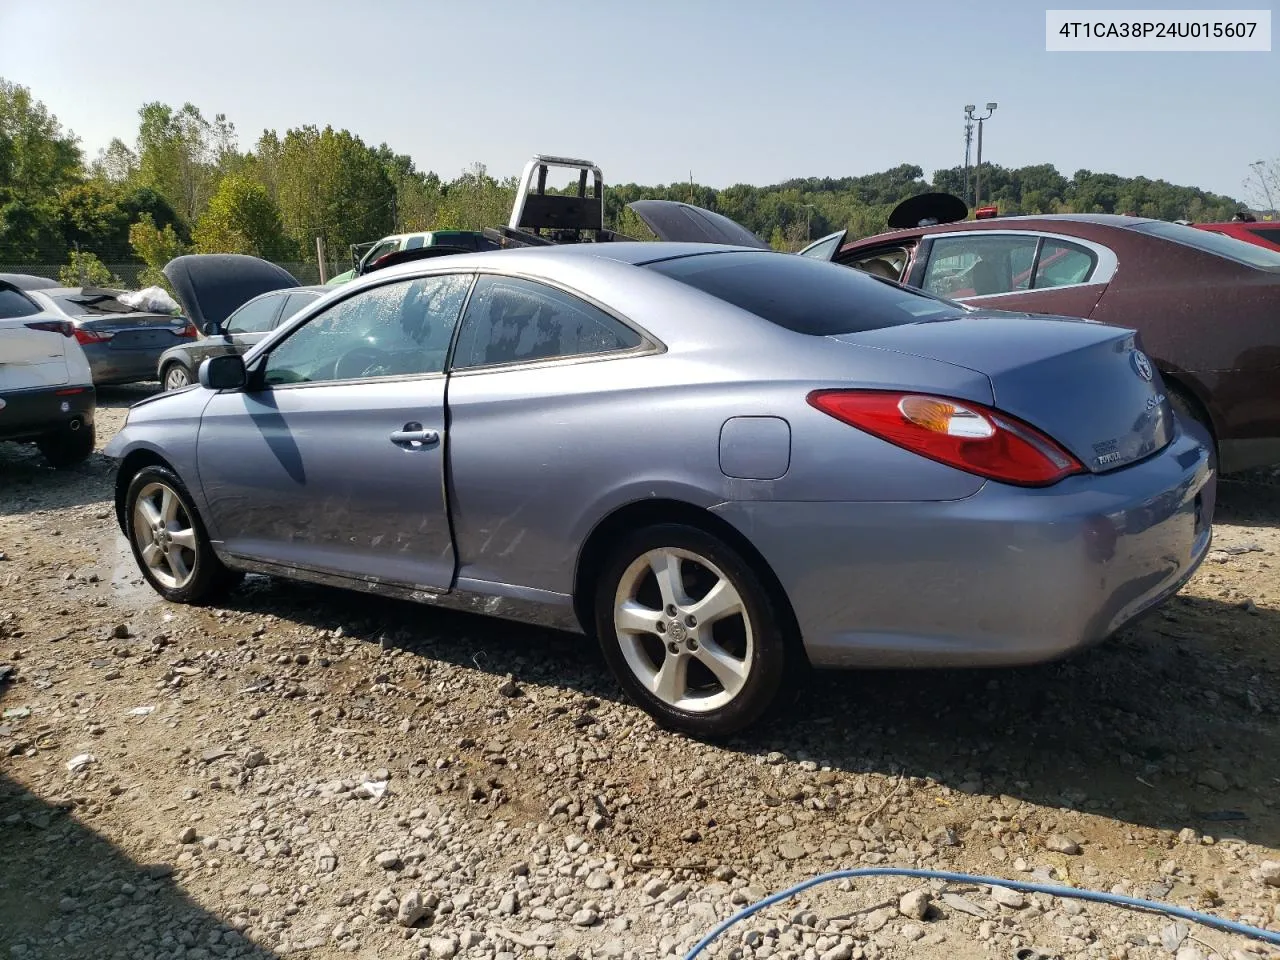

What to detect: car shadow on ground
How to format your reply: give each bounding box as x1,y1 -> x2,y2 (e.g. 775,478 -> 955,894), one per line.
0,763 -> 279,960
1216,471 -> 1280,529
217,533 -> 1280,852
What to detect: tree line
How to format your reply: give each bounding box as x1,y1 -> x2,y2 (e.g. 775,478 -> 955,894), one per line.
0,77 -> 1260,287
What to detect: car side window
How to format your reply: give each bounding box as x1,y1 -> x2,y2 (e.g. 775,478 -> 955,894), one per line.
923,235 -> 1041,298
277,292 -> 319,326
405,236 -> 425,250
261,274 -> 471,387
225,295 -> 283,335
450,275 -> 642,371
847,247 -> 909,282
1034,240 -> 1097,288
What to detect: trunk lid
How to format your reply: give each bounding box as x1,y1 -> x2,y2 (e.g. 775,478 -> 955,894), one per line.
0,319 -> 71,387
833,312 -> 1175,473
627,199 -> 770,248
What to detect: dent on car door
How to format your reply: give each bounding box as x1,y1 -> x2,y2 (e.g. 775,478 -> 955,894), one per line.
916,233 -> 1111,317
194,273 -> 472,589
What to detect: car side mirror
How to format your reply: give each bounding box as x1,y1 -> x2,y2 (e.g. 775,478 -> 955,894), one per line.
199,354 -> 247,391
201,320 -> 223,336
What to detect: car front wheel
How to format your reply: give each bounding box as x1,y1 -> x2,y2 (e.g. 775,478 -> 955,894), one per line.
594,523 -> 792,738
124,465 -> 242,603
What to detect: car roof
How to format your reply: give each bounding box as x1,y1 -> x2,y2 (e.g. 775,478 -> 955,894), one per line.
841,213 -> 1160,249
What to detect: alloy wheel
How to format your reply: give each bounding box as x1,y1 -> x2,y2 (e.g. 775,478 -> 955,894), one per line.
612,547 -> 754,713
164,365 -> 191,390
131,481 -> 199,590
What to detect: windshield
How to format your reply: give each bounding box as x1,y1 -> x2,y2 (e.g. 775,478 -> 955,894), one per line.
1127,220 -> 1280,270
644,250 -> 965,335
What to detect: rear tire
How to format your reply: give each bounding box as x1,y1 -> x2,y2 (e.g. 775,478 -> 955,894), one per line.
1167,383 -> 1218,471
123,464 -> 243,604
37,423 -> 95,469
593,523 -> 793,739
162,363 -> 193,391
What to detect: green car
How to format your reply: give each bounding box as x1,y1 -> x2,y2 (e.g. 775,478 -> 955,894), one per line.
327,230 -> 493,285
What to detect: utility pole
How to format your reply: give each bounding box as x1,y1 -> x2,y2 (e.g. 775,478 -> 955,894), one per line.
689,171 -> 694,204
316,236 -> 328,284
963,116 -> 975,205
966,103 -> 997,209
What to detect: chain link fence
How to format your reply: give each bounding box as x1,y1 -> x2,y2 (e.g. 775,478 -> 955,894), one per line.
0,261 -> 343,289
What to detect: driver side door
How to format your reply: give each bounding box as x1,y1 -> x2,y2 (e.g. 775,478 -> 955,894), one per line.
195,273 -> 472,591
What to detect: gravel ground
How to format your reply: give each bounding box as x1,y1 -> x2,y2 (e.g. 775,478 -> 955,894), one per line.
3,384 -> 1280,960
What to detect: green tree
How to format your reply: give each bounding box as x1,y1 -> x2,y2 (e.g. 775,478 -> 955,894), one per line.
0,78 -> 83,201
134,102 -> 236,226
57,181 -> 129,258
194,173 -> 295,259
59,250 -> 120,287
273,125 -> 396,258
129,214 -> 191,289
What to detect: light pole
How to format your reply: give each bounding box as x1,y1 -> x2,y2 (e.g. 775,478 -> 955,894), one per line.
1250,160 -> 1276,216
801,204 -> 817,241
965,103 -> 997,209
963,112 -> 975,205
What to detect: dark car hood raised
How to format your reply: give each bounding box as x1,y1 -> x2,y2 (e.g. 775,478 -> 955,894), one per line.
163,254 -> 299,329
627,200 -> 770,249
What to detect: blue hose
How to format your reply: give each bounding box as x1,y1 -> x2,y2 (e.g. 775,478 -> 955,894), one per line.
683,868 -> 1280,960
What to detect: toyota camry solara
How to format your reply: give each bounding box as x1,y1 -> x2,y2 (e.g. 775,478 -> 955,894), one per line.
106,242 -> 1215,737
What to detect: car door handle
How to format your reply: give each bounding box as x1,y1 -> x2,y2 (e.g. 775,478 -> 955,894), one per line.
390,424 -> 439,447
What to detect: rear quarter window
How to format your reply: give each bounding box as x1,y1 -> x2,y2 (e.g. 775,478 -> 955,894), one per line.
644,250 -> 963,335
1129,220 -> 1280,270
0,287 -> 40,319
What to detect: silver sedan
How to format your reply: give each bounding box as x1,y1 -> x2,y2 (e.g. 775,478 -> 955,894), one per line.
106,243 -> 1215,737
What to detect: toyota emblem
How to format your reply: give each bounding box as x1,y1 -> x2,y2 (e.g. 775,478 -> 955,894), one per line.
1131,351 -> 1153,382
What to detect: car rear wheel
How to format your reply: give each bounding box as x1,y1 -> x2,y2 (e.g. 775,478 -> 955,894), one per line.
163,363 -> 193,391
36,422 -> 95,469
124,465 -> 242,604
594,523 -> 791,738
1166,384 -> 1217,471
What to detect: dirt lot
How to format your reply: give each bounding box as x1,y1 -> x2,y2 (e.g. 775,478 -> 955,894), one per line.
3,385 -> 1280,960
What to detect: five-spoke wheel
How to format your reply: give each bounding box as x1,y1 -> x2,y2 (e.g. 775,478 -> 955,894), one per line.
596,524 -> 792,738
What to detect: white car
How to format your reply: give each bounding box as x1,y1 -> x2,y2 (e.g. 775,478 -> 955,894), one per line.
0,280 -> 97,468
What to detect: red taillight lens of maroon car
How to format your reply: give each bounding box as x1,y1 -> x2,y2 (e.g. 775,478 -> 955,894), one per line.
177,320 -> 199,338
24,320 -> 74,338
808,390 -> 1085,486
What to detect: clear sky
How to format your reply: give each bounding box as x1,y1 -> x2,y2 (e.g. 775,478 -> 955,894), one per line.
2,0 -> 1276,199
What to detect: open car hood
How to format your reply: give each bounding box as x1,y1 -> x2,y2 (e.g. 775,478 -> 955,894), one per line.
627,200 -> 770,249
887,192 -> 969,229
163,254 -> 300,329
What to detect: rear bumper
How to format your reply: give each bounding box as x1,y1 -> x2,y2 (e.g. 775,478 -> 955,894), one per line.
0,384 -> 96,442
84,344 -> 170,384
711,427 -> 1215,669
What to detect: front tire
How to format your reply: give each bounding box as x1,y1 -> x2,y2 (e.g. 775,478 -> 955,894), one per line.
123,465 -> 242,603
593,523 -> 792,738
37,423 -> 95,469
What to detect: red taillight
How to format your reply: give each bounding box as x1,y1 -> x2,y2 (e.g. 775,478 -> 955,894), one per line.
74,327 -> 113,345
807,390 -> 1084,486
24,320 -> 74,338
177,320 -> 198,338
54,387 -> 87,396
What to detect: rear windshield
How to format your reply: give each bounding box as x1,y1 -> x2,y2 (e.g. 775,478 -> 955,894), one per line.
1127,220 -> 1280,270
1249,226 -> 1280,245
644,250 -> 964,335
0,287 -> 40,319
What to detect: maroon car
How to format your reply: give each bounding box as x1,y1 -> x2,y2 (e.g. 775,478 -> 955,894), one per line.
782,196 -> 1280,475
